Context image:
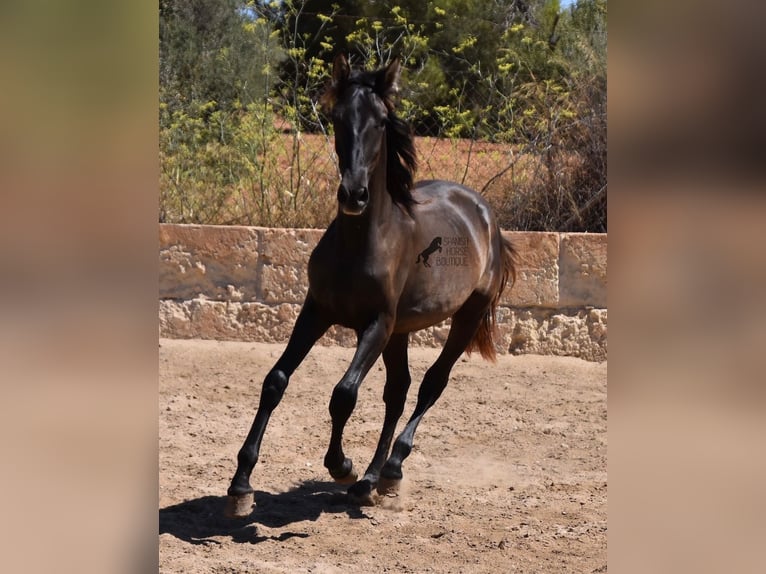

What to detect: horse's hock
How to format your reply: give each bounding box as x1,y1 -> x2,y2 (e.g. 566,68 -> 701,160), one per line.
159,225 -> 607,361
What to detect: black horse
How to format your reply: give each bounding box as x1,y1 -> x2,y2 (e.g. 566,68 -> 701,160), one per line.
226,55 -> 517,516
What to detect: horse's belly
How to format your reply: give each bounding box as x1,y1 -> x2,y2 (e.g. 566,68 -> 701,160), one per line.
393,308 -> 456,333
394,279 -> 477,333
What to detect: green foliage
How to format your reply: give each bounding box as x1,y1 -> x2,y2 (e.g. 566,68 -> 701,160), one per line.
160,0 -> 280,115
159,0 -> 607,231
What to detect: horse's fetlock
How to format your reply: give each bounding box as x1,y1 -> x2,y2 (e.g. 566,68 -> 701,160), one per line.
380,462 -> 403,481
227,475 -> 254,497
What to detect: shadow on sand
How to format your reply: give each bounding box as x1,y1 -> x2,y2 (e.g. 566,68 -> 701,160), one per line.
159,480 -> 368,545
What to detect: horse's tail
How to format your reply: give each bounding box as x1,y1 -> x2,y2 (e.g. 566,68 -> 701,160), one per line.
468,234 -> 518,362
415,253 -> 422,264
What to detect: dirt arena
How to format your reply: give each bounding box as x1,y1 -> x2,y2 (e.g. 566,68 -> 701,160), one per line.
159,339 -> 607,573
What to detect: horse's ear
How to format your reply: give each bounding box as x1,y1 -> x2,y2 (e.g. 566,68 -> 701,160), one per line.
321,53 -> 350,112
332,53 -> 350,85
380,57 -> 401,97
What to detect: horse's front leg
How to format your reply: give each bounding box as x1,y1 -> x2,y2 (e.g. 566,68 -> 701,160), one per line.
226,297 -> 330,517
323,313 -> 393,483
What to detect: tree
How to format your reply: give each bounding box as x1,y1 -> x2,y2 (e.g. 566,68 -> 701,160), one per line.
160,0 -> 279,117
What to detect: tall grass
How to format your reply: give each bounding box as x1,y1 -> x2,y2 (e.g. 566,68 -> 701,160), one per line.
159,101 -> 338,228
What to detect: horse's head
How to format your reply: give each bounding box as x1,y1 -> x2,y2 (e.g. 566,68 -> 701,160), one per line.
322,54 -> 402,217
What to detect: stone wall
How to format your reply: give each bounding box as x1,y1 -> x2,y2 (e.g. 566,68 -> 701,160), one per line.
159,224 -> 607,361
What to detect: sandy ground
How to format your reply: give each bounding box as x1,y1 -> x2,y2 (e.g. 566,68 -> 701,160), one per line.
159,339 -> 607,573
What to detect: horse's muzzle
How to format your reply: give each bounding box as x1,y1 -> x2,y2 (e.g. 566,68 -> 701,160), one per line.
337,184 -> 369,215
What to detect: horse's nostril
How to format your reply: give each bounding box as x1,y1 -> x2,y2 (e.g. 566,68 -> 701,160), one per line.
338,182 -> 368,214
340,186 -> 368,204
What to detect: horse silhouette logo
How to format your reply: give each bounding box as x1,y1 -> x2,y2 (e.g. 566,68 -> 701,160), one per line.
415,236 -> 442,268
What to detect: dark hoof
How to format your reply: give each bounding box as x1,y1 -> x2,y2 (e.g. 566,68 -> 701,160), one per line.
347,480 -> 376,506
224,492 -> 255,518
329,458 -> 357,485
376,476 -> 401,497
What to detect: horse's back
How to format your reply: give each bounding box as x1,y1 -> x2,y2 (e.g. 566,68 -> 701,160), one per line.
409,180 -> 498,251
412,180 -> 495,229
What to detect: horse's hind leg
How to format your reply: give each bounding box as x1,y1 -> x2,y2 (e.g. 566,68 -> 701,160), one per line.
226,297 -> 329,517
347,333 -> 411,505
378,294 -> 491,496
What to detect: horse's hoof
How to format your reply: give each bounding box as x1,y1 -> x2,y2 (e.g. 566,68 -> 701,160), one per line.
224,492 -> 255,518
347,480 -> 376,506
332,466 -> 358,485
329,458 -> 358,484
376,476 -> 401,497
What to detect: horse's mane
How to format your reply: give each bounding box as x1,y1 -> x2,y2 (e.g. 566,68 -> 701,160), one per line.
321,64 -> 418,212
385,109 -> 418,211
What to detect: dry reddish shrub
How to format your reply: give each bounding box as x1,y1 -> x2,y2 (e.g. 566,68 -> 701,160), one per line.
202,126 -> 604,231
